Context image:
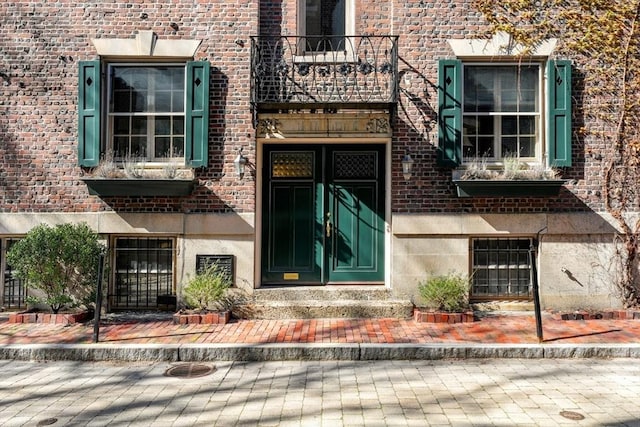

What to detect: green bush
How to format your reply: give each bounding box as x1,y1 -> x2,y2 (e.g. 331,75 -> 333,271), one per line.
418,273 -> 471,312
182,264 -> 231,311
7,223 -> 105,313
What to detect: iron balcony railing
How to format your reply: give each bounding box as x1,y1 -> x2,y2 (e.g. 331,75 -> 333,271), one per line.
251,35 -> 399,110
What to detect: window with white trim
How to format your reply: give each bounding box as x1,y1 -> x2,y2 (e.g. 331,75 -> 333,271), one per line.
463,64 -> 540,162
299,0 -> 353,52
108,65 -> 186,162
437,59 -> 572,168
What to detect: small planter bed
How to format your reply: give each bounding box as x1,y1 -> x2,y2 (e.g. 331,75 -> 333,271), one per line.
413,308 -> 475,324
173,311 -> 231,325
549,309 -> 640,321
8,310 -> 90,324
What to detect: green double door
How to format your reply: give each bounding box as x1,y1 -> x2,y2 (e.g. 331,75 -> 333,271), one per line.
262,144 -> 385,285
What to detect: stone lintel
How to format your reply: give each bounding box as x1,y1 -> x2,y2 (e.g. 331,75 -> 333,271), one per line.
257,112 -> 392,139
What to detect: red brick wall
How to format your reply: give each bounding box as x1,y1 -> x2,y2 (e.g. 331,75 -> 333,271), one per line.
0,1 -> 257,213
0,1 -> 598,215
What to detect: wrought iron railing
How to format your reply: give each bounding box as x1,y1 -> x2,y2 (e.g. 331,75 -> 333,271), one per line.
251,35 -> 398,109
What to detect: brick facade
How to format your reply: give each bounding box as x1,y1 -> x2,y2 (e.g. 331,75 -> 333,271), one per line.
1,1 -> 257,214
0,1 -> 603,215
0,1 -> 624,311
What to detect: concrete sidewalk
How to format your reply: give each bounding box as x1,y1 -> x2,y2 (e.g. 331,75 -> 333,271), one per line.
2,312 -> 640,361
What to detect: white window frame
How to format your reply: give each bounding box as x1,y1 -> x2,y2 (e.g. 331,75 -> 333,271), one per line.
106,63 -> 187,166
295,0 -> 355,61
461,62 -> 544,166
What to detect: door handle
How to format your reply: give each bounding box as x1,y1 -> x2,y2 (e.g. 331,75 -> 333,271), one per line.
325,212 -> 331,237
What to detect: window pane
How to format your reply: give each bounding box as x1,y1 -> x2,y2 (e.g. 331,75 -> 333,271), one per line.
305,0 -> 345,51
173,117 -> 184,135
173,90 -> 185,112
464,67 -> 495,112
173,137 -> 184,157
131,117 -> 147,135
502,116 -> 517,135
519,116 -> 535,135
131,137 -> 147,156
155,138 -> 170,158
478,137 -> 493,157
519,137 -> 535,157
501,137 -> 517,156
154,91 -> 172,113
114,137 -> 129,157
113,91 -> 131,112
133,91 -> 147,112
114,117 -> 130,134
155,117 -> 171,135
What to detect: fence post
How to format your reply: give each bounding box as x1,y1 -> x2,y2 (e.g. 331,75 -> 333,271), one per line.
92,254 -> 104,343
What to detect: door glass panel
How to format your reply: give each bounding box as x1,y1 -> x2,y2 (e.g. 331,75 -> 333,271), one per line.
272,152 -> 314,178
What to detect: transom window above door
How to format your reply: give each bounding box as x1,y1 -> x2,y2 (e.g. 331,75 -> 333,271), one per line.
463,65 -> 540,162
108,65 -> 186,162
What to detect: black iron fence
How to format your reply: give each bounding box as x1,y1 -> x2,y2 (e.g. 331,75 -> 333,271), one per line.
251,35 -> 399,109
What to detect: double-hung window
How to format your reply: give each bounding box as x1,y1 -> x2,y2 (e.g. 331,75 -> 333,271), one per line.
462,65 -> 540,161
78,60 -> 210,168
437,59 -> 572,168
109,65 -> 185,161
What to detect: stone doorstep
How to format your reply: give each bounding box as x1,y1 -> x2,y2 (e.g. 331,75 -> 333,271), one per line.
238,299 -> 415,320
8,311 -> 90,324
549,310 -> 640,321
413,308 -> 475,324
173,311 -> 231,325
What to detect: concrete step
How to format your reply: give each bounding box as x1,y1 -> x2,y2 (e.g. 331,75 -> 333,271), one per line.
236,286 -> 414,319
252,285 -> 394,301
471,300 -> 534,312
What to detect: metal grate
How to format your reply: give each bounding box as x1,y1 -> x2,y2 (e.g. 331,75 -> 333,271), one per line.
333,151 -> 377,179
3,239 -> 26,310
164,363 -> 216,378
111,237 -> 175,309
196,255 -> 235,286
471,238 -> 533,299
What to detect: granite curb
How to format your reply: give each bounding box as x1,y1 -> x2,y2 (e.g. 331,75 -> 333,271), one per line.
2,343 -> 640,362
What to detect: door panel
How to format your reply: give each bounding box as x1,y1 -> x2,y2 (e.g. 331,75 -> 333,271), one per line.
262,144 -> 384,285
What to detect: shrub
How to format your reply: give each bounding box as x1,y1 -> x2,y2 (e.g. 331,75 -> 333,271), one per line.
182,264 -> 231,311
418,273 -> 471,312
7,223 -> 105,313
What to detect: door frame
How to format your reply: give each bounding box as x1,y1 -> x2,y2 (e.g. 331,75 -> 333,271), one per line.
255,138 -> 391,289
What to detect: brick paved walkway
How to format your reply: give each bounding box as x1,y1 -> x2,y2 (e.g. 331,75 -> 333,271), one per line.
2,313 -> 640,345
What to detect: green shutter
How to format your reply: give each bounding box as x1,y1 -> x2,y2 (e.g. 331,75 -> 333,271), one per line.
437,59 -> 462,167
185,61 -> 210,168
547,60 -> 572,167
78,60 -> 101,167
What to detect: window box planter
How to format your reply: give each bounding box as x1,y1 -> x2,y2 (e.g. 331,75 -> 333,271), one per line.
82,178 -> 197,197
452,179 -> 565,198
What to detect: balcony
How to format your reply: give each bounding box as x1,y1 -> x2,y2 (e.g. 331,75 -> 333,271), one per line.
251,35 -> 398,111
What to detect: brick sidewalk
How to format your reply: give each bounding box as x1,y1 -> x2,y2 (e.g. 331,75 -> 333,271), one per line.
2,314 -> 640,345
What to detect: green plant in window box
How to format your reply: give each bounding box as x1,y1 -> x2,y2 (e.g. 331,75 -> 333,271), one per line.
459,156 -> 559,181
417,272 -> 471,313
